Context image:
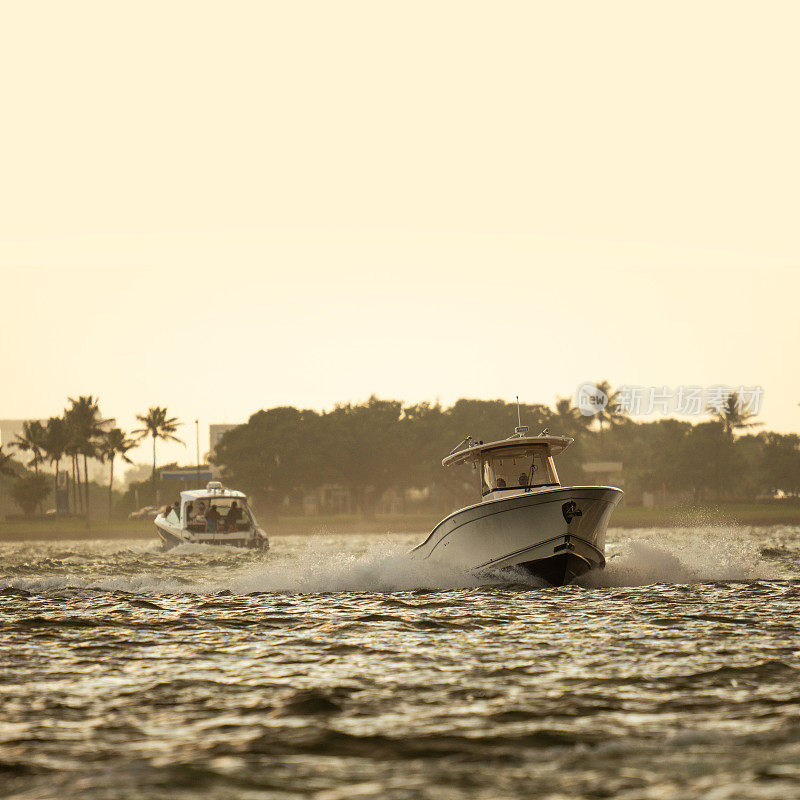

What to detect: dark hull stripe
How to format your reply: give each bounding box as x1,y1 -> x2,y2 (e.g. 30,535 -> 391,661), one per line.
476,533 -> 604,571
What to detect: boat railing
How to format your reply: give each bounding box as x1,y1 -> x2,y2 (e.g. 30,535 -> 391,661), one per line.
448,435 -> 473,456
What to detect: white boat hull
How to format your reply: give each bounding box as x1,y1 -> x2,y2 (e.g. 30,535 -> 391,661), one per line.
154,518 -> 269,551
411,486 -> 623,586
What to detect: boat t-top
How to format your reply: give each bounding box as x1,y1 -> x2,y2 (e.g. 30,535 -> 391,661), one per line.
154,481 -> 269,550
411,423 -> 623,585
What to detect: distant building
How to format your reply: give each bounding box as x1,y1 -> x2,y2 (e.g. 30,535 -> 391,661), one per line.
209,424 -> 242,460
581,461 -> 623,485
160,465 -> 216,487
302,485 -> 352,515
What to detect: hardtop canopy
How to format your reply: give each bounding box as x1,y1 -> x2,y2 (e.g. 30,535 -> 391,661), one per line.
179,481 -> 247,504
442,435 -> 573,468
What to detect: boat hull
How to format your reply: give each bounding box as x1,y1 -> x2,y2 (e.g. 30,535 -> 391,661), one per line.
154,519 -> 269,551
411,486 -> 623,586
515,551 -> 595,586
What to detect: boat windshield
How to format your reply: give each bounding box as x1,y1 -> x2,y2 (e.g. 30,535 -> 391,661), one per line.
481,446 -> 558,495
186,496 -> 253,531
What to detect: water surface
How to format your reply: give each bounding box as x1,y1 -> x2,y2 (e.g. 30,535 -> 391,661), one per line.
1,526 -> 799,799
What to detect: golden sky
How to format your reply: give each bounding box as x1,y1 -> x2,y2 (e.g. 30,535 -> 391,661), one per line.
1,2 -> 798,465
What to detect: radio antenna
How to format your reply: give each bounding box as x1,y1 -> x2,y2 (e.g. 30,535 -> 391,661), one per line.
512,396 -> 529,437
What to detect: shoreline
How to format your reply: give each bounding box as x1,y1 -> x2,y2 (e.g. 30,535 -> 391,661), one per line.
0,503 -> 798,543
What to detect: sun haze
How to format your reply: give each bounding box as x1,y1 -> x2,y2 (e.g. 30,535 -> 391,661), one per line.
1,1 -> 798,464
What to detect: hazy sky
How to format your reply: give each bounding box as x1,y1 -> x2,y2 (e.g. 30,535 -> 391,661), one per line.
2,1 -> 798,467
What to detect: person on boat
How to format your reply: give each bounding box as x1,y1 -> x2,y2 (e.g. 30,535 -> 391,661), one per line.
224,501 -> 243,532
518,473 -> 529,487
496,477 -> 507,489
205,504 -> 221,533
192,500 -> 207,524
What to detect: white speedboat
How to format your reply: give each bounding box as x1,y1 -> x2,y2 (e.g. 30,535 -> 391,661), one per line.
154,481 -> 269,551
411,427 -> 622,585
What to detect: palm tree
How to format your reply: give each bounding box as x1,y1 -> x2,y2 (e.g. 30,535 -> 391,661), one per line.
0,446 -> 19,479
714,392 -> 762,437
594,380 -> 627,441
64,432 -> 81,513
133,407 -> 183,501
42,416 -> 69,511
552,397 -> 592,437
0,446 -> 19,515
11,420 -> 46,473
64,396 -> 112,525
98,428 -> 136,518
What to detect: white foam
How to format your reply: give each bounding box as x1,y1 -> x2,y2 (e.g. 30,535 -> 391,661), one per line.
580,528 -> 768,587
7,572 -> 195,595
3,528 -> 773,596
5,538 -> 489,596
226,539 -> 490,594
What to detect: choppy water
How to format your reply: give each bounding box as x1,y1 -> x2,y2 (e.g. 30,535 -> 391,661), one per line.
1,526 -> 799,800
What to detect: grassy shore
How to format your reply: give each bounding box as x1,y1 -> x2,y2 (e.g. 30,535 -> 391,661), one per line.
613,503 -> 800,528
0,503 -> 799,543
0,518 -> 154,542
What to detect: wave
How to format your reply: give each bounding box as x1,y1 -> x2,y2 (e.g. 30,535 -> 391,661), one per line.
234,726 -> 600,759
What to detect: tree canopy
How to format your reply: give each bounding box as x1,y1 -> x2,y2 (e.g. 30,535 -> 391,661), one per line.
211,392 -> 800,514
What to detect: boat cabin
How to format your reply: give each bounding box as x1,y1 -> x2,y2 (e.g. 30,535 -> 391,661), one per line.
442,435 -> 573,501
172,481 -> 255,534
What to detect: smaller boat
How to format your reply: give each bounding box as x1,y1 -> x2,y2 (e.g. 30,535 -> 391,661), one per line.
154,481 -> 269,550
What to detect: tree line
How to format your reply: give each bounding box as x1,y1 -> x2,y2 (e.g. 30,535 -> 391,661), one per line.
5,385 -> 798,521
0,398 -> 182,522
211,386 -> 800,516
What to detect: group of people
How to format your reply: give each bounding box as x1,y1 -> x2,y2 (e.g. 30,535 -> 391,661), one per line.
164,499 -> 244,533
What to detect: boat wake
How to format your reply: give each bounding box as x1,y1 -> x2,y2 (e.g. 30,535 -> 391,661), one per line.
2,527 -> 775,597
226,541 -> 491,594
2,538 -> 489,596
578,530 -> 769,587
